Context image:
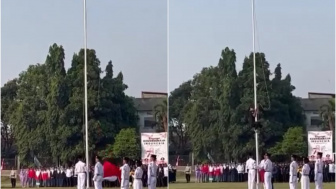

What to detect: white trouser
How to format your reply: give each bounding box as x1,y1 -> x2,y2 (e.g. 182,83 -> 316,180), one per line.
248,170 -> 256,189
315,173 -> 323,189
301,175 -> 310,189
133,179 -> 142,189
121,179 -> 129,189
289,175 -> 297,189
94,176 -> 103,189
264,172 -> 272,189
77,173 -> 86,189
148,177 -> 156,189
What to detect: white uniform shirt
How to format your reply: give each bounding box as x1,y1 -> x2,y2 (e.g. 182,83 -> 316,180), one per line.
94,162 -> 104,177
237,165 -> 243,173
289,161 -> 298,176
121,164 -> 130,180
262,159 -> 273,172
147,162 -> 157,180
329,163 -> 335,173
302,164 -> 310,176
314,159 -> 323,175
209,166 -> 213,172
66,168 -> 72,178
246,158 -> 256,172
259,159 -> 265,169
75,160 -> 86,175
163,167 -> 168,177
134,167 -> 143,179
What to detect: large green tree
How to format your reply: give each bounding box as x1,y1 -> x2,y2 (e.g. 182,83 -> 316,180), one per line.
170,47 -> 305,161
3,44 -> 139,164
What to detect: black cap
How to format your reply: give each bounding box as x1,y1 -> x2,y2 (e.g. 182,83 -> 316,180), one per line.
123,157 -> 130,163
317,152 -> 323,157
151,154 -> 157,161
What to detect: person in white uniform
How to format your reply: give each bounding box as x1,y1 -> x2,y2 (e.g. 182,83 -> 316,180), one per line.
261,153 -> 273,189
147,155 -> 158,189
132,161 -> 143,189
246,153 -> 256,189
289,155 -> 299,189
93,156 -> 104,189
121,157 -> 131,189
75,155 -> 87,189
314,152 -> 323,189
301,157 -> 310,189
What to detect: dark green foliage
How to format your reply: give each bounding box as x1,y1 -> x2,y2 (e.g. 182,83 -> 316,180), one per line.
169,47 -> 305,162
2,44 -> 138,164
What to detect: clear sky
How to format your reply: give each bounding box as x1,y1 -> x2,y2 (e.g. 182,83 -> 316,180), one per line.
2,0 -> 167,98
169,0 -> 335,98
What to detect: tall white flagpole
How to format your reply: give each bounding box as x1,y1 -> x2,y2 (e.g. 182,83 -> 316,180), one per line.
252,0 -> 260,189
83,0 -> 89,188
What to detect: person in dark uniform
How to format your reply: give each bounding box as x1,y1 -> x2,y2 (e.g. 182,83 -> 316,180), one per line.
142,164 -> 148,187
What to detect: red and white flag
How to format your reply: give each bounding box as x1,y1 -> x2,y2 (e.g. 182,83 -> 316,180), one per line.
176,156 -> 180,167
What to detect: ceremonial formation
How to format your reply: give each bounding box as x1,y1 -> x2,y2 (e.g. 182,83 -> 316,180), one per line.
179,152 -> 335,189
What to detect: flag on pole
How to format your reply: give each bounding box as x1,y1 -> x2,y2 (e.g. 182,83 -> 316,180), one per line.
207,153 -> 215,163
34,156 -> 41,168
176,155 -> 180,166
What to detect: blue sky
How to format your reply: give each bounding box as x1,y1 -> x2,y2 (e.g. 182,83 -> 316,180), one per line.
169,0 -> 335,97
2,0 -> 167,97
2,0 -> 335,98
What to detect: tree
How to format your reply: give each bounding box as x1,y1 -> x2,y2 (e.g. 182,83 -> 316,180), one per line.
1,79 -> 19,156
2,44 -> 140,164
112,128 -> 140,159
320,98 -> 335,131
10,64 -> 51,163
169,81 -> 193,153
154,99 -> 168,132
170,47 -> 305,161
269,127 -> 307,158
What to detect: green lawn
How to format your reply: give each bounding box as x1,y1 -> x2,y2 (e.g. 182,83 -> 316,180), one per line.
169,182 -> 335,189
169,173 -> 335,189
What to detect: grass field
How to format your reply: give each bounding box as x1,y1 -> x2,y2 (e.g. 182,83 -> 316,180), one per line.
2,175 -> 335,189
168,172 -> 336,189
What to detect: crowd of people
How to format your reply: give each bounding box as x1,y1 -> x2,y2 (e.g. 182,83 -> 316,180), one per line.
185,160 -> 335,183
7,155 -> 168,189
181,152 -> 334,189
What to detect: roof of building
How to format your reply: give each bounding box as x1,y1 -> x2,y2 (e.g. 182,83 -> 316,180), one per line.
308,92 -> 335,98
299,98 -> 332,111
141,91 -> 168,95
133,97 -> 165,111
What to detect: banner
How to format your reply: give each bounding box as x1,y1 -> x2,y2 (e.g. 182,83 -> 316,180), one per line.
308,131 -> 333,161
141,132 -> 168,165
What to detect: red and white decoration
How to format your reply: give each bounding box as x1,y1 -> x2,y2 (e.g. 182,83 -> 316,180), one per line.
141,132 -> 168,165
308,131 -> 333,161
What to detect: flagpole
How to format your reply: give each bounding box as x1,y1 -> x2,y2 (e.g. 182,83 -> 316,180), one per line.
252,0 -> 260,189
83,0 -> 89,188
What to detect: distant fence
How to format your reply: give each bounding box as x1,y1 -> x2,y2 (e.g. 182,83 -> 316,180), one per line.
2,158 -> 16,170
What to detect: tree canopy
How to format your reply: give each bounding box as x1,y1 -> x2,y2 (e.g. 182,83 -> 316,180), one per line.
169,47 -> 305,162
1,44 -> 139,164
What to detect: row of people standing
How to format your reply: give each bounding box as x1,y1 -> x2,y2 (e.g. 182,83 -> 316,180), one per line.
12,166 -> 78,188
248,152 -> 326,189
